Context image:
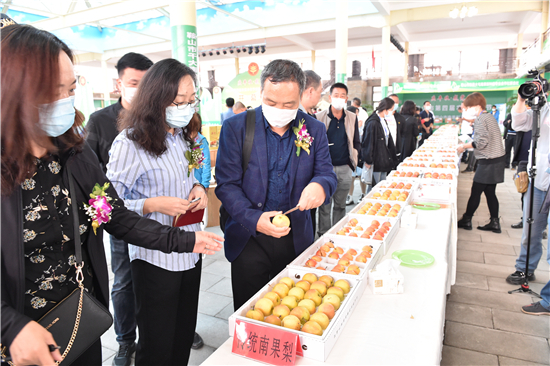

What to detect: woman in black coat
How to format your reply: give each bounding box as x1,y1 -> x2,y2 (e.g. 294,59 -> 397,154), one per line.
400,100 -> 420,159
361,97 -> 399,186
1,24 -> 223,365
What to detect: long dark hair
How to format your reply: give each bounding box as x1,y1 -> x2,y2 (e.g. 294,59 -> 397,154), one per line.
1,24 -> 84,194
119,58 -> 197,157
376,97 -> 395,113
401,100 -> 416,116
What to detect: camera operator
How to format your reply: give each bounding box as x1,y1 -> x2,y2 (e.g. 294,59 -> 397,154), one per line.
506,92 -> 550,285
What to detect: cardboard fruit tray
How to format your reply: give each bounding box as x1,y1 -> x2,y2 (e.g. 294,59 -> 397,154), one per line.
228,267 -> 366,361
289,234 -> 384,280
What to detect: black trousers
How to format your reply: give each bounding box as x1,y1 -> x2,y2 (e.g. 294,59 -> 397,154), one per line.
465,182 -> 499,218
505,135 -> 516,168
70,339 -> 102,365
131,258 -> 202,366
231,233 -> 296,311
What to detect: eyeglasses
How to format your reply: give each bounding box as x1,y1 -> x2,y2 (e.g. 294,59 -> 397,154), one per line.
172,98 -> 201,109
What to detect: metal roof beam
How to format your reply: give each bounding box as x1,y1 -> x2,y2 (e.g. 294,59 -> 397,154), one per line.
283,35 -> 314,50
199,0 -> 263,29
390,1 -> 544,26
32,0 -> 171,31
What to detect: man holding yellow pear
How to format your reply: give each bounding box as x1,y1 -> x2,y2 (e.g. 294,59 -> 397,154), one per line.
216,60 -> 337,310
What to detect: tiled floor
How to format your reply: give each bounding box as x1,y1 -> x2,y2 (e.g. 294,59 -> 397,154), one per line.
100,170 -> 550,365
442,168 -> 550,366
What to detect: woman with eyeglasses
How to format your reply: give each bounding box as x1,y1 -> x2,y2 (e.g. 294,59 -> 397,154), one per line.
106,59 -> 208,365
1,25 -> 223,366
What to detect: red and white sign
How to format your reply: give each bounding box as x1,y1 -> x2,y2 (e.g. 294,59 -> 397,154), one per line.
232,319 -> 302,365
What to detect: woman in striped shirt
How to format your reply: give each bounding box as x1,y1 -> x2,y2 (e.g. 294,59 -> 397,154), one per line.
107,59 -> 210,365
457,92 -> 506,233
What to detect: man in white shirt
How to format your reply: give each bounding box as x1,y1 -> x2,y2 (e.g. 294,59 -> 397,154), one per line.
352,97 -> 369,131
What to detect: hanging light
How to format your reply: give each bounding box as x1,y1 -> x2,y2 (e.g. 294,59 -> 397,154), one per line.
449,8 -> 459,19
260,45 -> 266,53
449,5 -> 478,19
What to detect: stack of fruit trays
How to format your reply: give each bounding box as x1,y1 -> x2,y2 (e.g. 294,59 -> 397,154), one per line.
374,180 -> 419,191
229,267 -> 366,361
348,200 -> 405,221
421,170 -> 458,187
387,170 -> 423,181
330,215 -> 398,252
365,187 -> 413,206
290,234 -> 384,278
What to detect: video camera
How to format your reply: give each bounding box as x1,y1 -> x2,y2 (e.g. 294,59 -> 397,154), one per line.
518,69 -> 548,102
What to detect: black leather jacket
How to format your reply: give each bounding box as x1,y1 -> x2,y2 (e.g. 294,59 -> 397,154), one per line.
1,142 -> 196,348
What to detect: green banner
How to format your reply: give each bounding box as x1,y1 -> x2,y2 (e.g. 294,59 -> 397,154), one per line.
171,25 -> 198,73
393,78 -> 528,94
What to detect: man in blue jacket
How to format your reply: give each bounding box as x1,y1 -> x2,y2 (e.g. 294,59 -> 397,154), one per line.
216,60 -> 337,310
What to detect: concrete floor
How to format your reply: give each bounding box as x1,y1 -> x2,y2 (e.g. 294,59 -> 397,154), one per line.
442,168 -> 550,365
99,170 -> 550,365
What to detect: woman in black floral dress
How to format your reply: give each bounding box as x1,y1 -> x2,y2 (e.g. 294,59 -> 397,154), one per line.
1,24 -> 223,366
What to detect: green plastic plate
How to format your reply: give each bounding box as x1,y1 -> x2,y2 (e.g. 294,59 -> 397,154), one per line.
392,249 -> 435,267
412,202 -> 441,210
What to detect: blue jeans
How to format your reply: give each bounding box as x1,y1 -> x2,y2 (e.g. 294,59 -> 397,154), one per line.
515,184 -> 550,273
540,279 -> 550,310
110,236 -> 137,345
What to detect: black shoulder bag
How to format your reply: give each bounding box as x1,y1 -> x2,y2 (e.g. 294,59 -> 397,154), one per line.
219,109 -> 256,233
36,168 -> 112,364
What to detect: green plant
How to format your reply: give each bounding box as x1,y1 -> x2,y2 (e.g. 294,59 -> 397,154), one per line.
506,94 -> 517,115
363,103 -> 374,115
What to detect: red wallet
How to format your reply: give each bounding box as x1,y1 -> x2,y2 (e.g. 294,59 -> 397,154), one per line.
172,209 -> 205,227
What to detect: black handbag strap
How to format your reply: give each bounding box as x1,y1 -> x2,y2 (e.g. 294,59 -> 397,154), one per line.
66,166 -> 82,264
242,109 -> 256,175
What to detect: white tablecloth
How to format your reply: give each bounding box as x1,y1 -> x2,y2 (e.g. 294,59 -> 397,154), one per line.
202,208 -> 454,366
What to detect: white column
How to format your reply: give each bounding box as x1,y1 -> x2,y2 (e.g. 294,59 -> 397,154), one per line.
101,59 -> 111,107
335,0 -> 348,83
403,41 -> 409,83
381,17 -> 391,98
311,50 -> 316,71
516,33 -> 523,71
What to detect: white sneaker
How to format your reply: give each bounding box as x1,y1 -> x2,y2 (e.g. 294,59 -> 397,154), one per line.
346,195 -> 354,205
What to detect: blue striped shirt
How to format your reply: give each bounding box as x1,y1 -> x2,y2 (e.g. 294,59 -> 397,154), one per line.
106,128 -> 200,272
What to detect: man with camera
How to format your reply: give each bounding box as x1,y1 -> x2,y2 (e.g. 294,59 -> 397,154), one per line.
507,90 -> 550,286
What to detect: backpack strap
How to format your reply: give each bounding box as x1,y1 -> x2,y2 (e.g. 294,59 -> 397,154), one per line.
242,109 -> 256,175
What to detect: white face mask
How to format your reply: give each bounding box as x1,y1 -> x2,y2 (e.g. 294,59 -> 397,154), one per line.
121,84 -> 137,104
462,108 -> 479,120
331,98 -> 347,110
262,103 -> 298,128
425,105 -> 432,111
39,96 -> 76,137
165,105 -> 195,128
393,103 -> 399,112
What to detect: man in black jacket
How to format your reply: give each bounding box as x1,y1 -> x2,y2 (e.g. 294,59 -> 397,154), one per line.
389,94 -> 404,163
86,52 -> 155,366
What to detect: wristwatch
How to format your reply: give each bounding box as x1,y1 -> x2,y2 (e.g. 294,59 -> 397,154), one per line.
192,182 -> 207,193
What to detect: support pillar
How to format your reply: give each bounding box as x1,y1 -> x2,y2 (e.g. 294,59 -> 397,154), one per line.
335,0 -> 348,83
381,18 -> 391,98
516,33 -> 523,71
101,59 -> 111,108
170,1 -> 198,75
403,41 -> 409,83
235,57 -> 240,76
311,50 -> 316,71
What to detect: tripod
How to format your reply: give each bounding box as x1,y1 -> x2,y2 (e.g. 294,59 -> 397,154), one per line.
509,96 -> 545,298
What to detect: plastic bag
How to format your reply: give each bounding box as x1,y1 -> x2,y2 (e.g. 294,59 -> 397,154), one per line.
368,259 -> 404,294
361,163 -> 373,185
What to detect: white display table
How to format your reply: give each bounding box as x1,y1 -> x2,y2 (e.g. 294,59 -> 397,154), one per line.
202,208 -> 454,366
